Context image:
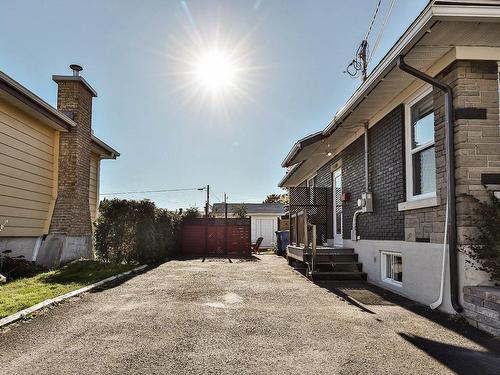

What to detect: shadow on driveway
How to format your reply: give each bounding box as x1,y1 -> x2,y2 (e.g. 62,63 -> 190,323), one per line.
312,279 -> 500,374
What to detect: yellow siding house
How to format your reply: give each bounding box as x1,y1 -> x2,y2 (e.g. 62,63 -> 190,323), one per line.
0,66 -> 119,266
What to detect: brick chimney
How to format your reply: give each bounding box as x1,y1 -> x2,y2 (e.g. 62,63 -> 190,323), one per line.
38,65 -> 98,266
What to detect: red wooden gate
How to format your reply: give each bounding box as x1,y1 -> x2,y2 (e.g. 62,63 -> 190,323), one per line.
181,218 -> 251,257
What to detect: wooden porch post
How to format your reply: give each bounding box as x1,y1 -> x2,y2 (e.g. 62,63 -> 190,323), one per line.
303,209 -> 308,250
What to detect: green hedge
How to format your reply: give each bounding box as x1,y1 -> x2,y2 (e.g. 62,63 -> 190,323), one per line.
94,199 -> 182,264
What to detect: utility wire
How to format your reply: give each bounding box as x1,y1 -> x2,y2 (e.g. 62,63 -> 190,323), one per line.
369,0 -> 396,62
344,0 -> 383,80
100,187 -> 205,196
209,188 -> 223,203
365,0 -> 382,41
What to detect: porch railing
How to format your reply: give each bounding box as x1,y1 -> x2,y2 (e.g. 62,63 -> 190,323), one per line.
288,186 -> 331,246
289,209 -> 317,273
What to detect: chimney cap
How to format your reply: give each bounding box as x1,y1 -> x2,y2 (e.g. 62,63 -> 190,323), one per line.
69,64 -> 83,76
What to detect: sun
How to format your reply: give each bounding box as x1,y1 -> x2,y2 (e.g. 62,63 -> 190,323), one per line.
194,51 -> 236,92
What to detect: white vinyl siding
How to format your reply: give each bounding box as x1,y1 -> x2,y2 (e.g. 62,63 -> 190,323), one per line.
0,99 -> 58,237
89,153 -> 100,225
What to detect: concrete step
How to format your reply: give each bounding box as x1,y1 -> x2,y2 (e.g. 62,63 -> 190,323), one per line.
309,271 -> 367,281
316,262 -> 362,273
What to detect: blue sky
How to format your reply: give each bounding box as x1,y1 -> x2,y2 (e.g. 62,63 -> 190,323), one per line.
0,0 -> 428,210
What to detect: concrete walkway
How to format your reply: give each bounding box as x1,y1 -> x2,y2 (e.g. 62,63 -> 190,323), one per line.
1,256 -> 499,374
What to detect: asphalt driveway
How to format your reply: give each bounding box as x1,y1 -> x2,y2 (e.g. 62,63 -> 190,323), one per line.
1,256 -> 499,374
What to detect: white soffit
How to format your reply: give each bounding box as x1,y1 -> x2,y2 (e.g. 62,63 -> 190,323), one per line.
283,22 -> 500,184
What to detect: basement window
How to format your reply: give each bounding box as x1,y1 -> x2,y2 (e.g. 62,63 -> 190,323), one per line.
381,251 -> 403,286
405,87 -> 436,201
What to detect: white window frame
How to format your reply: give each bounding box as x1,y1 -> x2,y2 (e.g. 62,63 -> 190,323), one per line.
380,251 -> 403,287
404,85 -> 437,202
306,174 -> 317,204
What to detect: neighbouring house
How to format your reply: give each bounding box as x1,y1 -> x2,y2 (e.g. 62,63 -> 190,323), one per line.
212,203 -> 285,248
0,64 -> 119,267
279,0 -> 500,327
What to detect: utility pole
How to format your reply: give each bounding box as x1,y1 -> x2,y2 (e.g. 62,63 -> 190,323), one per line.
205,184 -> 210,217
224,192 -> 228,255
360,39 -> 368,82
224,193 -> 228,219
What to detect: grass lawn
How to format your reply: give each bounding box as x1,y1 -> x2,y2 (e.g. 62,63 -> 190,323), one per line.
0,260 -> 136,319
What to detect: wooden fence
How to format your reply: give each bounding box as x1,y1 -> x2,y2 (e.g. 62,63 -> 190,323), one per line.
181,218 -> 251,257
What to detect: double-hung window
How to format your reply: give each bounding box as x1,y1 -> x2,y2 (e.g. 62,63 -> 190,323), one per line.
405,89 -> 436,200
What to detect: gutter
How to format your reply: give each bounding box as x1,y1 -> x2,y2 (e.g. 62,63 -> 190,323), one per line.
322,0 -> 500,137
281,131 -> 326,168
0,71 -> 77,131
91,135 -> 120,159
278,162 -> 303,188
397,55 -> 462,313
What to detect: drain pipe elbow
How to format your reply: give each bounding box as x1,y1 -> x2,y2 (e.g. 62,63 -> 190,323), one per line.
397,55 -> 462,313
351,209 -> 363,241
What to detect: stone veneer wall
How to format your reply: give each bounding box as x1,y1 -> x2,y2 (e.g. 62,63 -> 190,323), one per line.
405,60 -> 500,244
463,286 -> 500,336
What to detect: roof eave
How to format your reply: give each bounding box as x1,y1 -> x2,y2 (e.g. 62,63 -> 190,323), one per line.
278,162 -> 303,188
323,2 -> 436,135
323,0 -> 500,136
91,135 -> 120,159
0,71 -> 77,131
281,131 -> 326,167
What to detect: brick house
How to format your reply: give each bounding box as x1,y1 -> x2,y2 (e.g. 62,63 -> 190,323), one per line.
279,0 -> 500,315
0,65 -> 119,267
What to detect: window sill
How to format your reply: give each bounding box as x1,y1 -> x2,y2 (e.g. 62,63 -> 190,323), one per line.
398,196 -> 438,211
382,278 -> 403,288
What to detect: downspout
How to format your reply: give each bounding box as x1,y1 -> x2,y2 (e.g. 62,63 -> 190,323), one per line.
397,55 -> 462,313
351,122 -> 370,241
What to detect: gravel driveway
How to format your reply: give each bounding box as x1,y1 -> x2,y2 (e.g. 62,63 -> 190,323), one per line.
1,255 -> 499,374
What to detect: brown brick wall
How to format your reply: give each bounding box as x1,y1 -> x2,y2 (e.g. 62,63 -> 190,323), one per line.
49,80 -> 94,236
405,60 -> 500,244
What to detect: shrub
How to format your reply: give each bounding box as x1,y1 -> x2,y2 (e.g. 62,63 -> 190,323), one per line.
232,204 -> 247,218
182,206 -> 201,219
0,250 -> 43,281
463,193 -> 500,285
94,199 -> 182,264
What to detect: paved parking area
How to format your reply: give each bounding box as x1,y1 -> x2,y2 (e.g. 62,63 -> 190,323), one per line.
1,255 -> 499,374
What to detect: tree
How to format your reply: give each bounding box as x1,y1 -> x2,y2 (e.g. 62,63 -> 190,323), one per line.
183,206 -> 201,219
263,194 -> 281,203
232,204 -> 248,218
263,193 -> 289,205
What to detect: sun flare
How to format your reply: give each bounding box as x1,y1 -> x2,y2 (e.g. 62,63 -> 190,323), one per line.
194,51 -> 236,92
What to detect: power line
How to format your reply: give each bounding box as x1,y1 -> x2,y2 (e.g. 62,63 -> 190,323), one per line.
209,188 -> 223,203
100,187 -> 205,196
369,0 -> 396,63
344,0 -> 383,81
365,0 -> 382,41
